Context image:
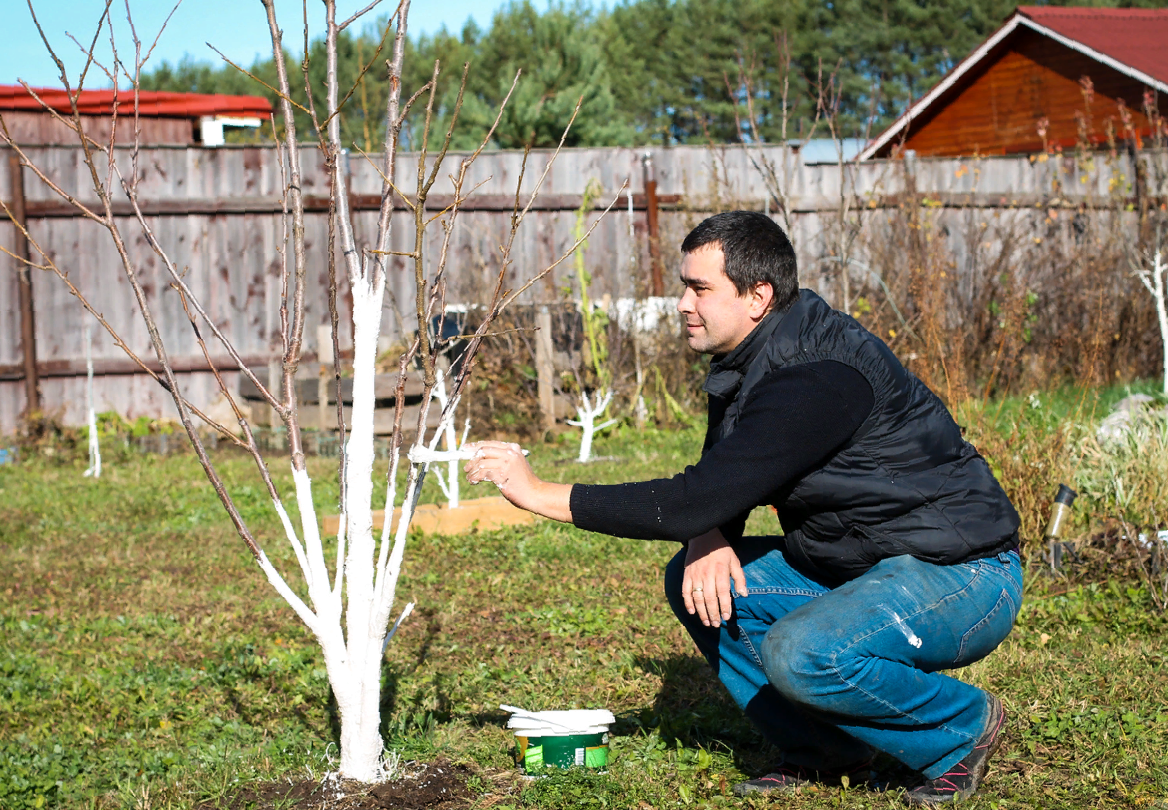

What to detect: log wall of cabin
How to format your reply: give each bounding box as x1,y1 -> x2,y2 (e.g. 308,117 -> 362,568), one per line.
902,28 -> 1161,157
0,110 -> 197,145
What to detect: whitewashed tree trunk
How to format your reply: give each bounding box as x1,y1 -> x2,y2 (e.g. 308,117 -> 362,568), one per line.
568,390 -> 618,463
1136,250 -> 1168,397
10,0 -> 619,781
83,323 -> 100,479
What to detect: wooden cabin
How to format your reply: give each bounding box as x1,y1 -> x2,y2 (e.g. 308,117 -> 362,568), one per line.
0,85 -> 272,146
862,6 -> 1168,159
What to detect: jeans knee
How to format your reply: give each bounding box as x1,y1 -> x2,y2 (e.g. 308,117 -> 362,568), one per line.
760,621 -> 833,706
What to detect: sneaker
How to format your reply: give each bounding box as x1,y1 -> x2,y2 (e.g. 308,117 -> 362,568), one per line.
732,760 -> 872,796
904,695 -> 1005,805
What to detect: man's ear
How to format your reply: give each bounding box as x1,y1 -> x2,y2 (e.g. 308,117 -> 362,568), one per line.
749,282 -> 775,319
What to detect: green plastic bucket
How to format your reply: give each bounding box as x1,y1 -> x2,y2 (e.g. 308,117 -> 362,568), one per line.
516,730 -> 609,771
504,707 -> 615,773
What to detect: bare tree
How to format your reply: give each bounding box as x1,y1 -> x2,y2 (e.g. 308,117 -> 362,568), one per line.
2,0 -> 620,782
725,38 -> 886,315
813,60 -> 885,315
1126,91 -> 1168,396
724,33 -> 820,245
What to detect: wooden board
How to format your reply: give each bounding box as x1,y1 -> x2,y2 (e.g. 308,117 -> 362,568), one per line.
321,495 -> 536,537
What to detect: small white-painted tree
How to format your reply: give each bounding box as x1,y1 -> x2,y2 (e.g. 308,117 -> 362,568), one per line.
1126,92 -> 1168,397
428,368 -> 471,508
567,389 -> 617,463
4,0 -> 619,782
1132,249 -> 1167,397
83,322 -> 101,479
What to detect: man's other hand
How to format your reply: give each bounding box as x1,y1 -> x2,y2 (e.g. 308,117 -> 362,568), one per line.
682,529 -> 748,628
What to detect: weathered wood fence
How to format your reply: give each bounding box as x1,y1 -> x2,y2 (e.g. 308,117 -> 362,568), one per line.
2,142 -> 1162,435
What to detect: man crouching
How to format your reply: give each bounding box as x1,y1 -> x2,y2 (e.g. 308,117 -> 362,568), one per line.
465,210 -> 1021,805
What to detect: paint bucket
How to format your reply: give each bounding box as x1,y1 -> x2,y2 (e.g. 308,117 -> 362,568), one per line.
504,707 -> 615,773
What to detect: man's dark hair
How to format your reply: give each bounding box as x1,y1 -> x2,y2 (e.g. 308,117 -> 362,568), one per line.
681,211 -> 798,311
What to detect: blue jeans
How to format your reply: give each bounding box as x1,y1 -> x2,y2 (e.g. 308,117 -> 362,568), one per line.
664,538 -> 1022,779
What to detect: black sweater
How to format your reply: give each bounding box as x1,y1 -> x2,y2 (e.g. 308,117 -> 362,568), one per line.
569,361 -> 875,543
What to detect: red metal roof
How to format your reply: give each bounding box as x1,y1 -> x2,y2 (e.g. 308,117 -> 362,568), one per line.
1017,6 -> 1168,87
0,85 -> 272,119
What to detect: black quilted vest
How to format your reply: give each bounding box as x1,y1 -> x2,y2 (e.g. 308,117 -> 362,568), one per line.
705,289 -> 1020,584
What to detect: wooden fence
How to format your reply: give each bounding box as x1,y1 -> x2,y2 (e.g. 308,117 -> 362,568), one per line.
2,142 -> 1162,435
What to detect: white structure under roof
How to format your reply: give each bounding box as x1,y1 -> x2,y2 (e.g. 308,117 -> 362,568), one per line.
198,115 -> 265,147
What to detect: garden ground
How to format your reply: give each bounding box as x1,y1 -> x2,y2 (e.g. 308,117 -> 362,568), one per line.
2,380 -> 1167,809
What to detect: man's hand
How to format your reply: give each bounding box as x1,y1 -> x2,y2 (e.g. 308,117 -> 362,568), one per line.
462,441 -> 572,522
682,529 -> 748,628
463,441 -> 537,504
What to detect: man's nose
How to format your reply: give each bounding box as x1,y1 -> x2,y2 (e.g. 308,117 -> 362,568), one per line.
677,289 -> 694,313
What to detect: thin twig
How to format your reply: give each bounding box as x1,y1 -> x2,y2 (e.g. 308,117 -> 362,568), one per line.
207,44 -> 314,116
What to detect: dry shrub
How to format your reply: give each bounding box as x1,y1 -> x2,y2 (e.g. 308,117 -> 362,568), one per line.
956,389 -> 1168,604
1074,409 -> 1168,606
848,115 -> 1168,406
857,188 -> 1159,405
452,302 -> 706,440
1075,407 -> 1168,529
457,306 -> 573,442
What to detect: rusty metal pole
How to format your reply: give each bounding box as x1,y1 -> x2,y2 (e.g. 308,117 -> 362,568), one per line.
642,151 -> 663,297
8,151 -> 41,414
535,305 -> 556,434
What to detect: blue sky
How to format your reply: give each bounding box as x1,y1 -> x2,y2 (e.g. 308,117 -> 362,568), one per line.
5,0 -> 545,90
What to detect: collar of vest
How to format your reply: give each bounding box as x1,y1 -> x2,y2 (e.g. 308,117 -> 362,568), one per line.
702,291 -> 819,398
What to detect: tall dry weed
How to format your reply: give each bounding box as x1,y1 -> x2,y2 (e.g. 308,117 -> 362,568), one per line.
856,182 -> 1156,405
956,400 -> 1076,547
1075,409 -> 1168,532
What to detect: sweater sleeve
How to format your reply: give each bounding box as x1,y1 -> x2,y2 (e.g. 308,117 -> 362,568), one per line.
569,361 -> 874,542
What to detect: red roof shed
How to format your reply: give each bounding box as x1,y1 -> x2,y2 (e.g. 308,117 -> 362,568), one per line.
0,85 -> 273,146
862,7 -> 1168,159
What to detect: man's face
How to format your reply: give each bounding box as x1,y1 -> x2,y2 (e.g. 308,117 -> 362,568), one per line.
677,245 -> 772,355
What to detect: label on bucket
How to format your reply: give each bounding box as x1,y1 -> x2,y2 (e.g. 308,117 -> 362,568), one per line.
524,743 -> 544,771
517,732 -> 607,772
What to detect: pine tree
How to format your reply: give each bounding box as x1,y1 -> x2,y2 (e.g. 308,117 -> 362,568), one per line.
138,0 -> 1159,149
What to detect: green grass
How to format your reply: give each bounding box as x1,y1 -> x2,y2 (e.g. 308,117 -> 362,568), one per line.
2,396 -> 1167,809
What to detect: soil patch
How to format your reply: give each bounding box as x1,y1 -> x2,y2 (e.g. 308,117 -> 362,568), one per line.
199,759 -> 485,810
